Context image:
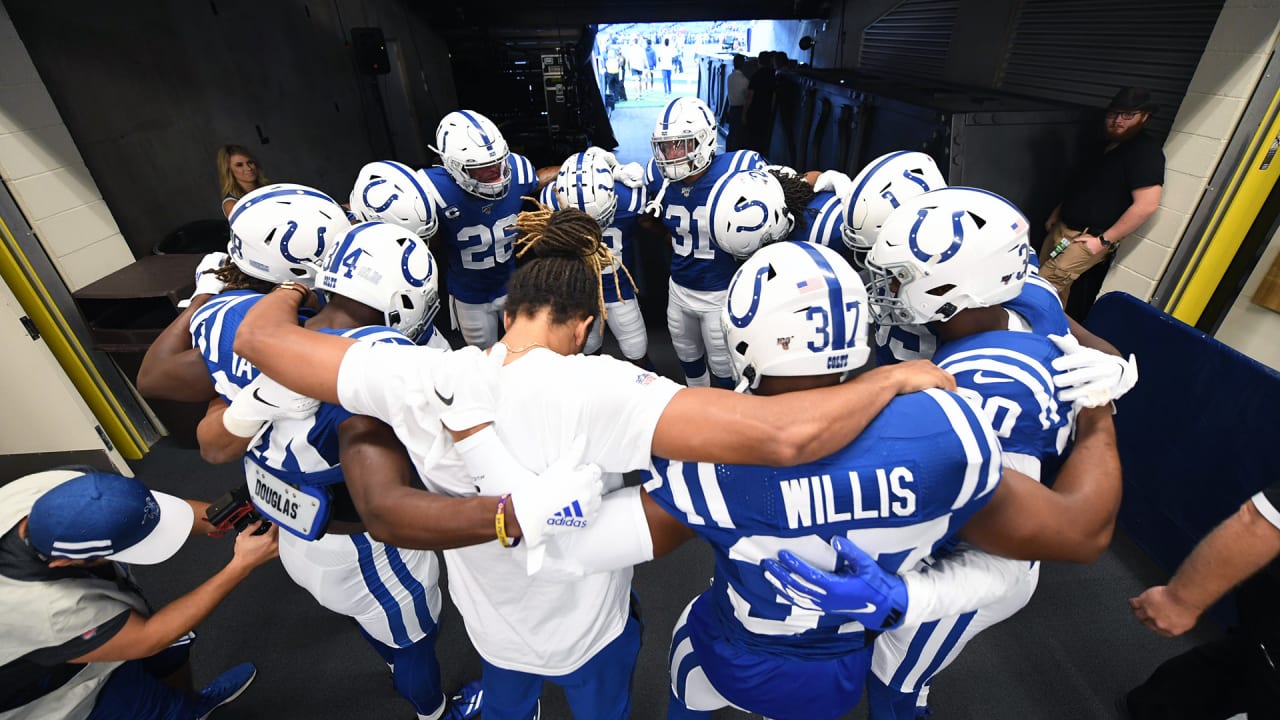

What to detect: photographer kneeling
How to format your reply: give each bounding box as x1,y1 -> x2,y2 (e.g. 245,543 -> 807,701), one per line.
0,468 -> 278,720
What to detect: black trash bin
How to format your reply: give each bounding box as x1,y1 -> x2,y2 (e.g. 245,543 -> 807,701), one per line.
72,254 -> 207,448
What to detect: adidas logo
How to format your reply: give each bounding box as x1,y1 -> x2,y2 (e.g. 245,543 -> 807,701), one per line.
546,500 -> 588,528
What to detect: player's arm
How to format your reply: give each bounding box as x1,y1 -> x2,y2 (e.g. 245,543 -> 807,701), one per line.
958,405 -> 1120,562
137,295 -> 215,402
651,360 -> 955,467
196,398 -> 253,464
70,521 -> 278,662
339,414 -> 516,550
1131,491 -> 1280,637
1067,316 -> 1120,356
234,286 -> 353,404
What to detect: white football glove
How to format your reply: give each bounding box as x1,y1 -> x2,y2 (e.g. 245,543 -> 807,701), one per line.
612,162 -> 646,189
510,436 -> 604,550
586,147 -> 620,169
433,344 -> 507,432
764,164 -> 798,178
813,169 -> 854,198
222,373 -> 321,438
1048,334 -> 1139,409
178,251 -> 228,308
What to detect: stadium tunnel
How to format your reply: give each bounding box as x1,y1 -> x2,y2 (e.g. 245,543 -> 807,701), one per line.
2,0 -> 1280,718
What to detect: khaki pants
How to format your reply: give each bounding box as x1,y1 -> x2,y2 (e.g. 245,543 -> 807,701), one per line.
1038,221 -> 1111,303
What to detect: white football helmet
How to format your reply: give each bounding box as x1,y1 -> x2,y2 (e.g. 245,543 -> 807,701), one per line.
651,97 -> 718,181
866,187 -> 1031,326
721,242 -> 869,392
349,161 -> 439,240
315,221 -> 440,342
227,183 -> 349,286
708,170 -> 795,260
429,110 -> 511,199
555,151 -> 618,229
841,151 -> 947,259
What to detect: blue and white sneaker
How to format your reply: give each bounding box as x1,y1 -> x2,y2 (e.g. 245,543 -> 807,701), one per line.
438,680 -> 483,720
194,662 -> 257,719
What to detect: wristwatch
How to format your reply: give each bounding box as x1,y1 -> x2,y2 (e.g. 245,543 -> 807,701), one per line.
1098,234 -> 1113,248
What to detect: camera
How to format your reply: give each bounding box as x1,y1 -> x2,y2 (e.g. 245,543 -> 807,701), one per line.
206,485 -> 271,536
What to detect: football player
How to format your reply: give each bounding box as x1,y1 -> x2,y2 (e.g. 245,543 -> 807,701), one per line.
197,221 -> 487,720
770,188 -> 1136,720
137,183 -> 349,403
420,110 -> 554,349
539,149 -> 654,368
643,96 -> 766,387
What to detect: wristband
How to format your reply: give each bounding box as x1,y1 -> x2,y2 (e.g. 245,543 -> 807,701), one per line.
1098,234 -> 1112,248
495,494 -> 520,548
275,281 -> 311,303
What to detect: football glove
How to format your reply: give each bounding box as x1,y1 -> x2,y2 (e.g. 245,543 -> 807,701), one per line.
178,251 -> 228,308
813,169 -> 853,199
612,161 -> 646,189
222,373 -> 321,438
1048,334 -> 1138,408
762,535 -> 908,630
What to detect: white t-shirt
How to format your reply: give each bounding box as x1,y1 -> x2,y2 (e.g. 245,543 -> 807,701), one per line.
656,44 -> 677,71
337,343 -> 682,673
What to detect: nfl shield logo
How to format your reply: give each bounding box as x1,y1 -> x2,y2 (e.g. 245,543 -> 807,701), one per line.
777,336 -> 792,350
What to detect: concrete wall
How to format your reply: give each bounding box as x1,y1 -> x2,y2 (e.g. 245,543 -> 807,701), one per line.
1216,226 -> 1280,370
0,3 -> 132,292
1100,0 -> 1280,301
3,0 -> 457,258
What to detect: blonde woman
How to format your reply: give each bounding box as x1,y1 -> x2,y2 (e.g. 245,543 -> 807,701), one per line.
217,144 -> 268,217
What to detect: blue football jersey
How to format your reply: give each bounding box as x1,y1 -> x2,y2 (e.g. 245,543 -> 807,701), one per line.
874,266 -> 1070,365
421,153 -> 539,304
644,388 -> 1001,659
190,290 -> 316,402
541,180 -> 647,304
787,190 -> 845,248
935,331 -> 1072,480
644,150 -> 765,292
248,325 -> 415,486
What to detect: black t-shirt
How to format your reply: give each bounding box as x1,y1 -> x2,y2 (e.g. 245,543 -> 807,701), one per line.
1060,131 -> 1165,232
0,525 -> 133,712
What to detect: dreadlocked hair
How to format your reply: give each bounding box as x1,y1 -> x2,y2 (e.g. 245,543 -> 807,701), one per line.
771,169 -> 816,234
510,200 -> 639,332
211,261 -> 275,293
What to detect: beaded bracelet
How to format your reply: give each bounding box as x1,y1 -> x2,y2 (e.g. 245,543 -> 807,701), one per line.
495,493 -> 519,548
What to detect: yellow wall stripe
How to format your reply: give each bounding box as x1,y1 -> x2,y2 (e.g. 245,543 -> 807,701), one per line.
1168,89 -> 1280,324
0,215 -> 146,459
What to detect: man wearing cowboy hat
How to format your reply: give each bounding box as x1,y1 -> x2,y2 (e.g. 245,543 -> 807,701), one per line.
0,469 -> 278,720
1040,86 -> 1165,304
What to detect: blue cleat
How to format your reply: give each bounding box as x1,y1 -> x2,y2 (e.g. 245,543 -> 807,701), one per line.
438,679 -> 483,720
194,662 -> 257,719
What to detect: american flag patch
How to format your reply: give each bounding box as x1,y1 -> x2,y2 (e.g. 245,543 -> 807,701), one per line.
796,277 -> 824,293
1011,219 -> 1025,232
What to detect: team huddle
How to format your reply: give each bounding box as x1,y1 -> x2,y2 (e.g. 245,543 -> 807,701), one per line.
138,97 -> 1139,720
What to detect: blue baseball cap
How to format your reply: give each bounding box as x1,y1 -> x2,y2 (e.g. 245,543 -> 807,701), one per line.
27,473 -> 193,565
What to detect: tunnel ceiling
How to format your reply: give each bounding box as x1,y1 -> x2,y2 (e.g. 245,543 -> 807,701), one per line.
423,0 -> 834,28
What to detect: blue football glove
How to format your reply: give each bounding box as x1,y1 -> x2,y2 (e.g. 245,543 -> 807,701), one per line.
762,536 -> 908,630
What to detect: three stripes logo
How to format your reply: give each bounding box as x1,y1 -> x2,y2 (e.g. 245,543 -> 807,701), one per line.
546,500 -> 588,528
